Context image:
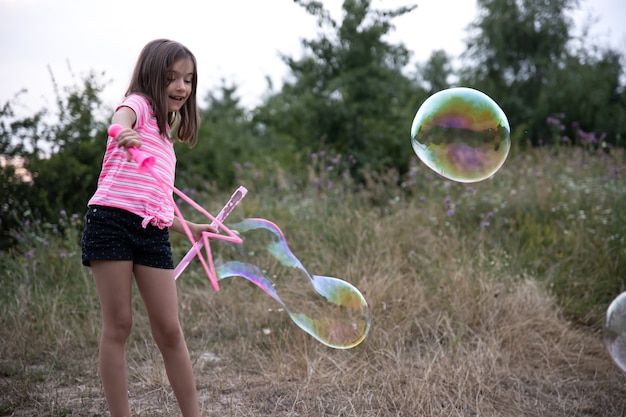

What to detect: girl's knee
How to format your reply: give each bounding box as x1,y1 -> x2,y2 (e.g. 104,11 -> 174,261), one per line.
152,321 -> 184,350
103,316 -> 133,343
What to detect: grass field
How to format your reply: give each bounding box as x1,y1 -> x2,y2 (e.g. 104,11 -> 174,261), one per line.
1,145 -> 625,416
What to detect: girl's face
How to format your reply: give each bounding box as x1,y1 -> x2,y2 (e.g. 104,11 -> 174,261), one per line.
166,57 -> 195,112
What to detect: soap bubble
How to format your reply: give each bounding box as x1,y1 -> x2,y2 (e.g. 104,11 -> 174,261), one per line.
215,218 -> 371,349
604,292 -> 626,372
411,87 -> 510,183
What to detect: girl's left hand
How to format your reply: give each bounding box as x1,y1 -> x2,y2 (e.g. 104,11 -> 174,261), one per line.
189,222 -> 218,242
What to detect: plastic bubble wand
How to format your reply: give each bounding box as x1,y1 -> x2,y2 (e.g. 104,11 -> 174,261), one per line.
173,186 -> 247,280
107,124 -> 245,291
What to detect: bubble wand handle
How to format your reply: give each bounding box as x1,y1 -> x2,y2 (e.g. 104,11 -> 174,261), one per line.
107,124 -> 156,170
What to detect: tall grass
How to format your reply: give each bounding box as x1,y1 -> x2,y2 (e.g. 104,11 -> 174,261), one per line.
1,146 -> 625,416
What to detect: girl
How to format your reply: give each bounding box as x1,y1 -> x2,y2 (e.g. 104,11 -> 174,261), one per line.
82,39 -> 211,417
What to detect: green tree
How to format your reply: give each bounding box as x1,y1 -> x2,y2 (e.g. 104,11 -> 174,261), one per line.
176,82 -> 271,190
0,71 -> 109,250
460,0 -> 626,146
24,71 -> 108,220
1,94 -> 55,248
415,49 -> 454,95
537,45 -> 625,147
254,0 -> 426,177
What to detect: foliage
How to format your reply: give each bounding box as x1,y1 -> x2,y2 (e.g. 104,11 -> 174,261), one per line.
538,46 -> 626,147
0,162 -> 33,248
253,0 -> 426,178
460,0 -> 626,146
176,83 -> 299,191
25,71 -> 109,218
414,49 -> 455,95
0,71 -> 108,249
0,93 -> 49,248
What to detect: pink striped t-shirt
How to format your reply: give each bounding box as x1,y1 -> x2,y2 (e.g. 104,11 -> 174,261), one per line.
88,94 -> 176,229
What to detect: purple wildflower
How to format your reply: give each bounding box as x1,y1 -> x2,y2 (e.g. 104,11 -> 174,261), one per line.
546,116 -> 561,125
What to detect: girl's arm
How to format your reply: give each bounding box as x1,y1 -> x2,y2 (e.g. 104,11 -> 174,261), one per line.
111,106 -> 141,161
170,216 -> 217,241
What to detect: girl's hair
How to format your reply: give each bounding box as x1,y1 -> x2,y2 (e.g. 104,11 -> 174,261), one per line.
126,39 -> 199,147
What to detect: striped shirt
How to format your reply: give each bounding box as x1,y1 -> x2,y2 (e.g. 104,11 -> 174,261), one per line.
88,94 -> 176,229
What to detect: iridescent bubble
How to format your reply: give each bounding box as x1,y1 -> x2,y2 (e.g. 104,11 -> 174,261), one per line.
604,292 -> 626,372
214,218 -> 371,349
411,87 -> 511,183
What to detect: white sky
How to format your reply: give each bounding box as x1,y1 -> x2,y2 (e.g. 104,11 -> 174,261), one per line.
1,0 -> 624,115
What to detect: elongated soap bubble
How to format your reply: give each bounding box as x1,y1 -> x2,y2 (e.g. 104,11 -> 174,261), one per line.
604,292 -> 626,372
214,218 -> 371,349
411,87 -> 510,183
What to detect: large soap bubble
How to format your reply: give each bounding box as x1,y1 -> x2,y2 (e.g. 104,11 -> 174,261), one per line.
215,218 -> 371,349
411,87 -> 511,183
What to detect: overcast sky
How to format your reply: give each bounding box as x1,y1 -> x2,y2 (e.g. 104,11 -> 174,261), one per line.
1,0 -> 624,115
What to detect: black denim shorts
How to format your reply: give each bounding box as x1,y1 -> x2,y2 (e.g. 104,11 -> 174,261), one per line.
81,205 -> 174,269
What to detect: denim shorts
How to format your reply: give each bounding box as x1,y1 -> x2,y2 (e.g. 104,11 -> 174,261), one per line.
81,205 -> 174,269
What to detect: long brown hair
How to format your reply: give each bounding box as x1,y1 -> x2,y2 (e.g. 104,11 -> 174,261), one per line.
125,39 -> 199,147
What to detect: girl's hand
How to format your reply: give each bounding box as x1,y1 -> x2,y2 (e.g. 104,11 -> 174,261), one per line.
188,222 -> 218,242
110,106 -> 140,161
113,128 -> 142,162
171,217 -> 218,241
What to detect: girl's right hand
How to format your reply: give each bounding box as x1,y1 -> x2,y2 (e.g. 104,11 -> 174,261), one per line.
113,128 -> 142,162
110,106 -> 140,161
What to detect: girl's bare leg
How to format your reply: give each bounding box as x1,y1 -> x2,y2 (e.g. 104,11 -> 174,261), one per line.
91,260 -> 134,417
134,264 -> 200,417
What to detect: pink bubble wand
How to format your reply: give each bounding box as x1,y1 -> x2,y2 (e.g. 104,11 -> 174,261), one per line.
108,124 -> 246,291
173,186 -> 247,280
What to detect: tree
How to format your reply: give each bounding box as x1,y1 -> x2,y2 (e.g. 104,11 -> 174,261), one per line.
415,49 -> 454,95
0,70 -> 109,250
537,46 -> 626,147
24,71 -> 109,220
253,0 -> 426,177
176,82 -> 275,190
460,0 -> 626,146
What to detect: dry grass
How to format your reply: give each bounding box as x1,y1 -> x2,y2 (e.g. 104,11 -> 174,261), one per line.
1,147 -> 626,416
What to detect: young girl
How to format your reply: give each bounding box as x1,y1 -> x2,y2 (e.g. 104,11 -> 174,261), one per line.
82,39 -> 211,417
